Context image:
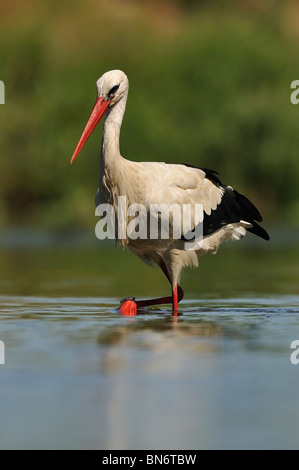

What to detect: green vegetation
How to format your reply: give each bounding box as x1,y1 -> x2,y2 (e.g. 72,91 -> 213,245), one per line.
0,0 -> 299,229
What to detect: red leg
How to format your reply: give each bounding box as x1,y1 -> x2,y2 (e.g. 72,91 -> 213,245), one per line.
172,285 -> 178,312
119,294 -> 174,316
119,297 -> 138,316
118,260 -> 184,316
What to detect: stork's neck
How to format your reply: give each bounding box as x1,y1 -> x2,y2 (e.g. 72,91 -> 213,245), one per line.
101,93 -> 128,170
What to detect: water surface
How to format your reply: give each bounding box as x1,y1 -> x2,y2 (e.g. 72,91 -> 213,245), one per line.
0,234 -> 298,449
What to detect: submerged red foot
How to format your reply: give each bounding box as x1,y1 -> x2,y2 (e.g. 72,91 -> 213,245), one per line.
119,297 -> 137,316
118,286 -> 184,316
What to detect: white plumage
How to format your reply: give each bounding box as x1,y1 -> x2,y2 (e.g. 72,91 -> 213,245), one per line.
71,70 -> 269,314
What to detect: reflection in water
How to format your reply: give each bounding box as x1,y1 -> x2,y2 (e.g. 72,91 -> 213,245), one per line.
97,314 -> 222,449
1,294 -> 299,449
0,243 -> 299,449
98,315 -> 221,371
95,300 -> 299,449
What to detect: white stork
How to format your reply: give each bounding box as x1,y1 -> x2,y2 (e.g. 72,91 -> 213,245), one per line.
70,70 -> 269,316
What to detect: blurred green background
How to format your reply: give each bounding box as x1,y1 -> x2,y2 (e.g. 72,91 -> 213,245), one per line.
0,0 -> 299,231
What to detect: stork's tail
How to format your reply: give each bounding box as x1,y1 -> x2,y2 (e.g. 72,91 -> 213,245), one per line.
233,190 -> 270,241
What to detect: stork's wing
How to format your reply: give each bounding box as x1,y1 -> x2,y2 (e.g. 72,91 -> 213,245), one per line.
182,166 -> 270,241
131,161 -> 269,242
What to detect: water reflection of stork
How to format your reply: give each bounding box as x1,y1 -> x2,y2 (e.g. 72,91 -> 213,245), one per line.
70,70 -> 269,315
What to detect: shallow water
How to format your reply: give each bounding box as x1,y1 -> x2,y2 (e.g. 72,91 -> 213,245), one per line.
0,234 -> 299,449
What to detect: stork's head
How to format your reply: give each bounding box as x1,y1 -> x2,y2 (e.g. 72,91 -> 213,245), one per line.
70,70 -> 128,164
96,69 -> 129,106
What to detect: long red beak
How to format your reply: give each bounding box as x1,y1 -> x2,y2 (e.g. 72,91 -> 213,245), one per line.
70,97 -> 110,164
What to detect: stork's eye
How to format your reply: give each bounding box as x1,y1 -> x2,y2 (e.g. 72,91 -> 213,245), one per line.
108,85 -> 120,97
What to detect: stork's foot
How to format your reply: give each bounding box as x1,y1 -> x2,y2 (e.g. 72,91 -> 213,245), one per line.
118,286 -> 185,316
119,297 -> 138,316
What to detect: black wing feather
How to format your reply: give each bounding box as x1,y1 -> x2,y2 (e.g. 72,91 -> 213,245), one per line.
181,165 -> 270,241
